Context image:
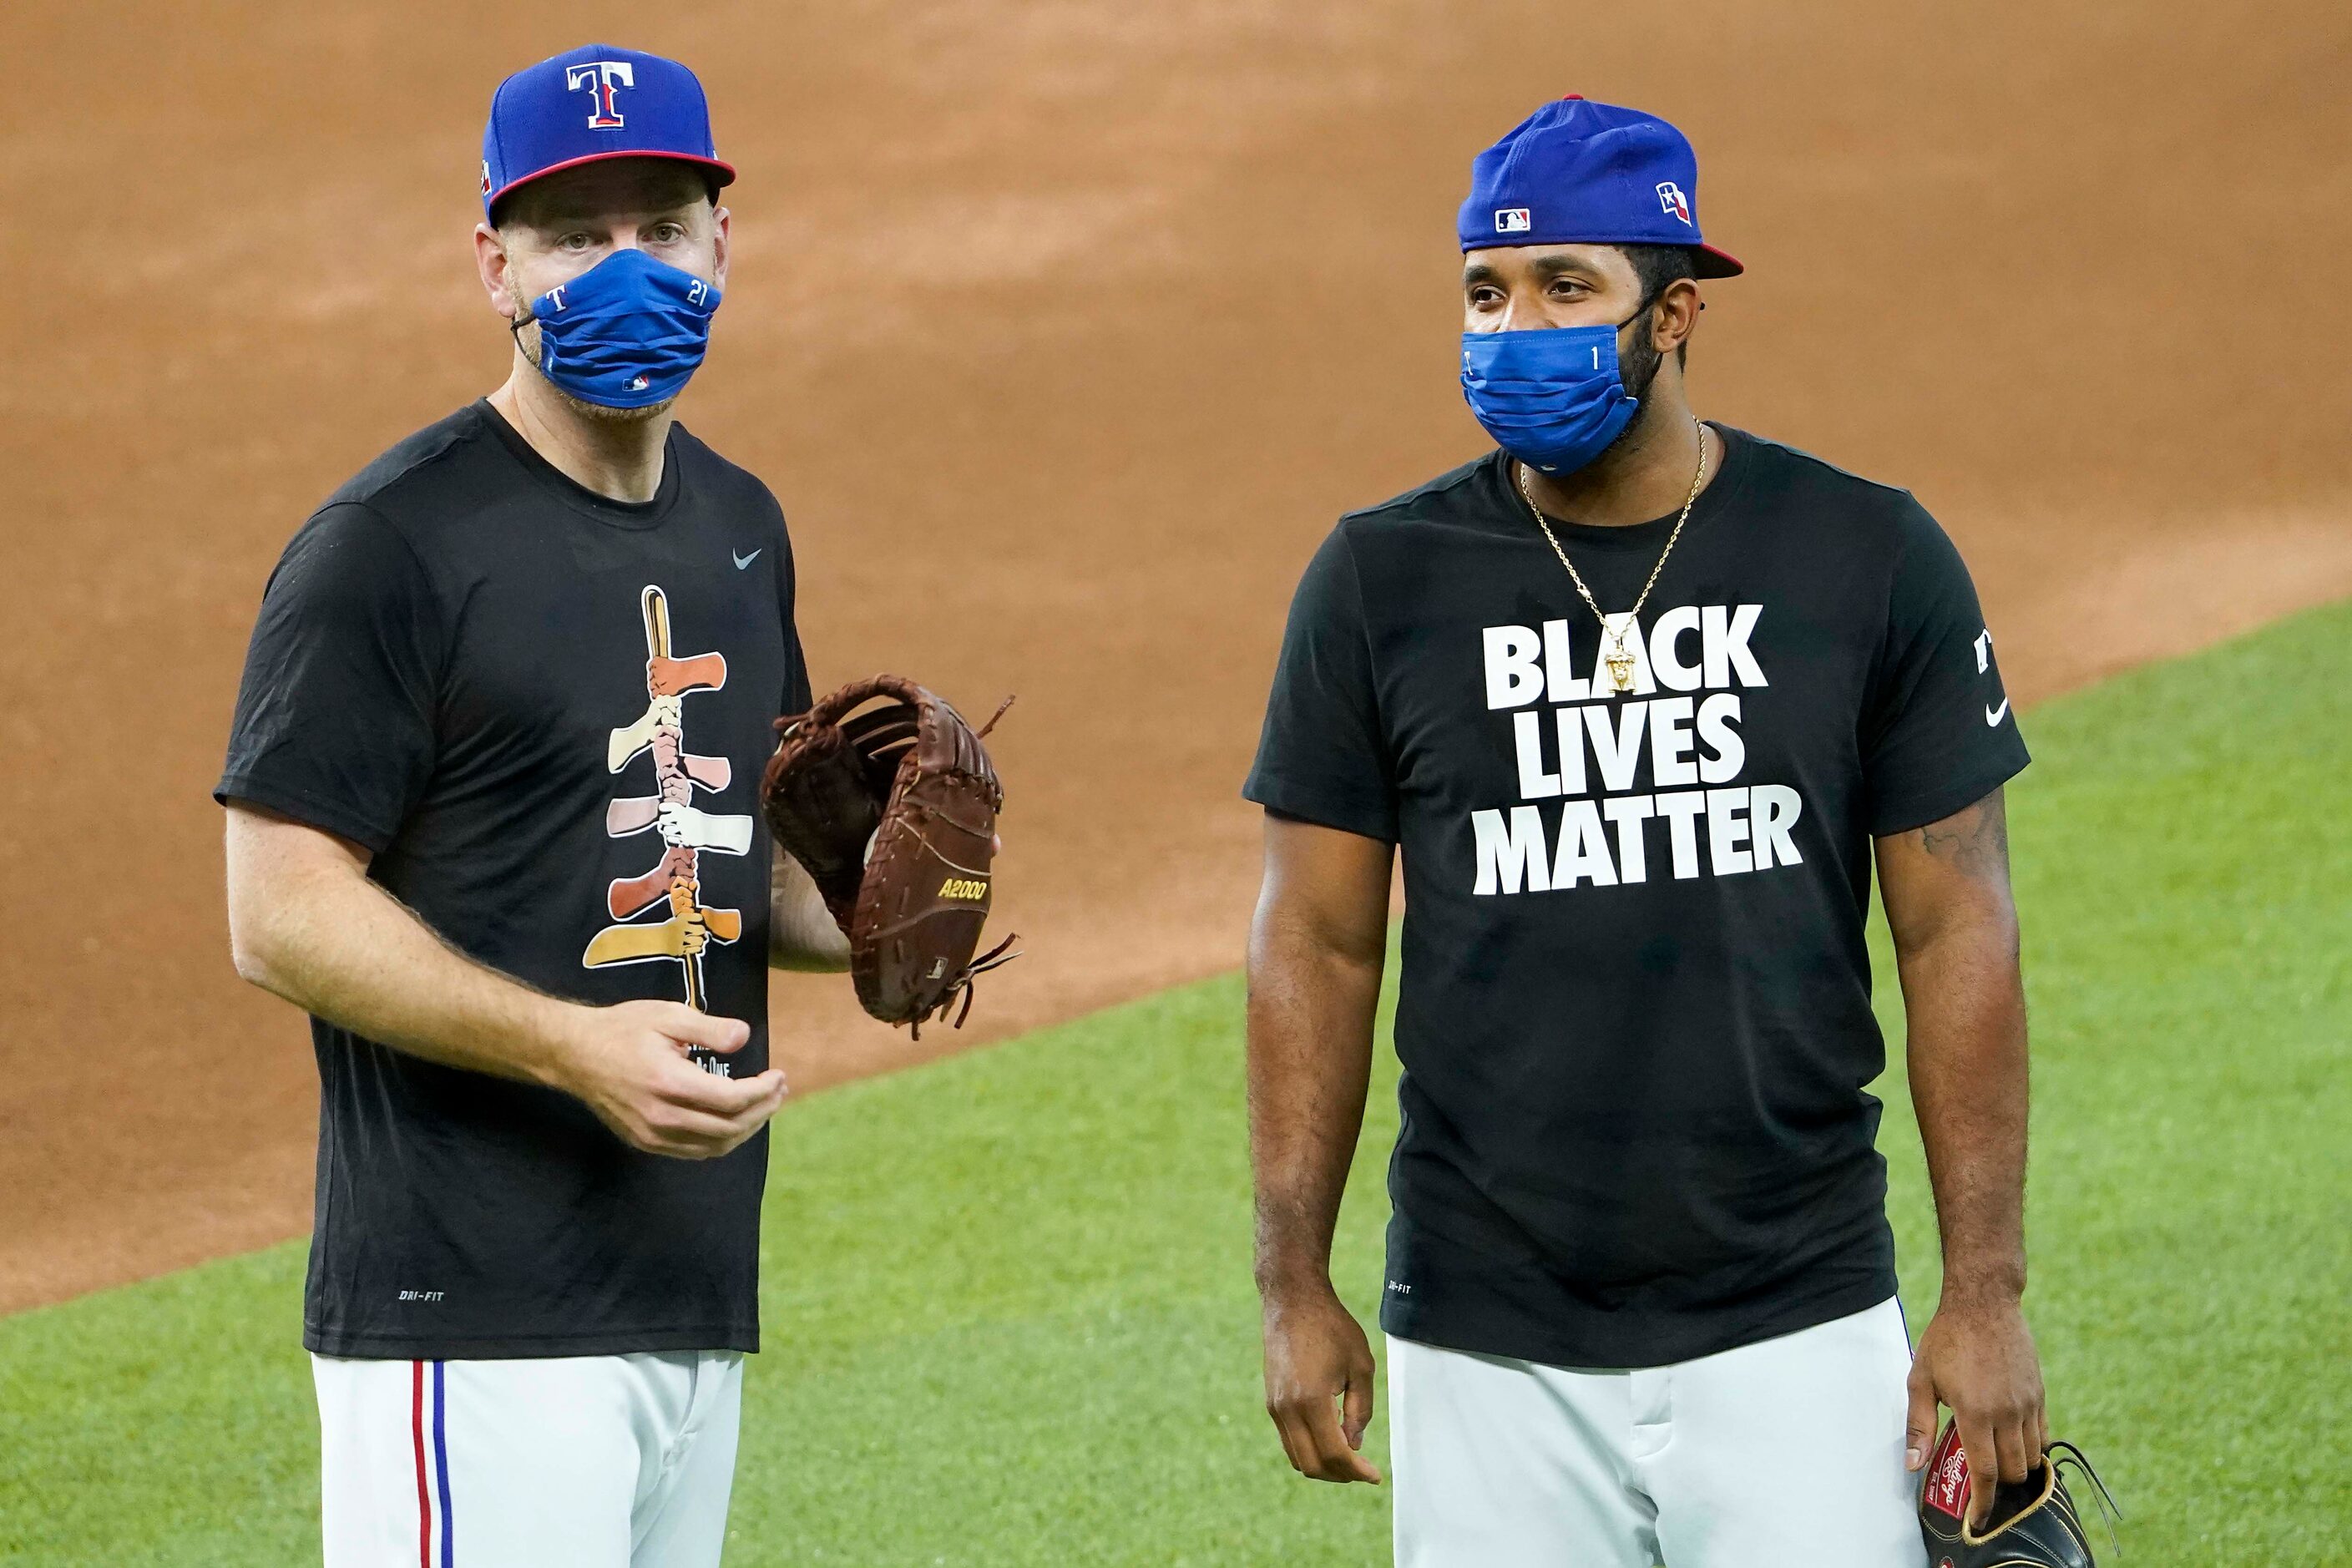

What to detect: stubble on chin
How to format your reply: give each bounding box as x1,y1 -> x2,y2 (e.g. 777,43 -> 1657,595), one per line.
554,387 -> 677,425
508,315 -> 676,425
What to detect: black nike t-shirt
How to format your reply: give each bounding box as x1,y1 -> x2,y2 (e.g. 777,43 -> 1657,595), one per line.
1244,426 -> 2028,1368
216,400 -> 812,1360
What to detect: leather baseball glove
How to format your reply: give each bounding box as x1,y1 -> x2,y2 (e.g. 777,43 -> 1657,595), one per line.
761,675 -> 1016,1035
1920,1423 -> 2118,1568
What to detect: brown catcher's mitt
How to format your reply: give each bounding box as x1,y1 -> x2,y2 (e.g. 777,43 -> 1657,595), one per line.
761,675 -> 1016,1034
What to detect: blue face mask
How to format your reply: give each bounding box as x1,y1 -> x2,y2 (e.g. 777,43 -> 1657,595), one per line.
514,248 -> 721,410
1459,302 -> 1651,476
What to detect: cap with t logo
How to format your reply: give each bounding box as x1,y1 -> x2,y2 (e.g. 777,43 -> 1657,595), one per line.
1459,96 -> 1742,276
480,43 -> 736,220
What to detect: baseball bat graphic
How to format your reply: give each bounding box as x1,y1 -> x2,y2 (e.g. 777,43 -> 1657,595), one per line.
585,586 -> 751,1060
642,585 -> 709,1014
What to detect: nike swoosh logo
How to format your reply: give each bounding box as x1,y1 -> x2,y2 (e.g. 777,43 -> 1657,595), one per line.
732,549 -> 761,570
1985,699 -> 2011,726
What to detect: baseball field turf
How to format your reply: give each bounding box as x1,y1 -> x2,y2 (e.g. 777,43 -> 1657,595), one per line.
4,599 -> 2346,1565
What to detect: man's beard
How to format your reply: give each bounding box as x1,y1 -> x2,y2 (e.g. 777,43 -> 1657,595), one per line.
1594,307 -> 1668,463
1618,310 -> 1667,405
511,316 -> 677,425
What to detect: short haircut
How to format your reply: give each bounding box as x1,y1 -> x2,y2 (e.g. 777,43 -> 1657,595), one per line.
1618,243 -> 1698,364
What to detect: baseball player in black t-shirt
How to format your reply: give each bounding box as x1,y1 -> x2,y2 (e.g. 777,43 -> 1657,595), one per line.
1245,99 -> 2045,1565
217,44 -> 847,1568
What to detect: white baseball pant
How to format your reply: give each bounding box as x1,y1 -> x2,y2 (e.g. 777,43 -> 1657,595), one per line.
311,1348 -> 744,1568
1388,1296 -> 1925,1568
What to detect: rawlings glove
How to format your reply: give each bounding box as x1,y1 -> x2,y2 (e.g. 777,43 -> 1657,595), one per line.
1920,1424 -> 2118,1568
761,675 -> 1016,1035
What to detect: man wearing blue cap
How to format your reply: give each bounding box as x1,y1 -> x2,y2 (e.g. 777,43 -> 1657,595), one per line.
1245,98 -> 2044,1564
216,43 -> 846,1566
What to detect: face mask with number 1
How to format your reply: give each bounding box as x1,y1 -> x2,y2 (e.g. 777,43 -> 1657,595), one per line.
1458,301 -> 1652,476
514,248 -> 722,410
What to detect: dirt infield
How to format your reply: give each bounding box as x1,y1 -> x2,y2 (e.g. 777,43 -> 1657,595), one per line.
3,1 -> 2347,1314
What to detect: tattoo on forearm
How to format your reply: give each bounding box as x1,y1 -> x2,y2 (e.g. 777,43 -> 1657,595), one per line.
1916,792 -> 2010,880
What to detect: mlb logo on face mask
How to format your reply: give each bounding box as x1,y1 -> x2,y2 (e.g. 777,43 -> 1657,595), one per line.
1495,207 -> 1532,234
1656,181 -> 1692,225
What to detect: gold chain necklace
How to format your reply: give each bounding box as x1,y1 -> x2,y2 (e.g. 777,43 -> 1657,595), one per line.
1515,417 -> 1709,695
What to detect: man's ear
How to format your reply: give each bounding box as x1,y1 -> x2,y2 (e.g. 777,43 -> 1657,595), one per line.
473,223 -> 526,321
710,202 -> 731,291
1654,278 -> 1702,353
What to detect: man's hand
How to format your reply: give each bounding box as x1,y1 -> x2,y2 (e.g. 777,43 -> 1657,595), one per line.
548,999 -> 787,1160
1906,1294 -> 2048,1527
1262,1286 -> 1383,1485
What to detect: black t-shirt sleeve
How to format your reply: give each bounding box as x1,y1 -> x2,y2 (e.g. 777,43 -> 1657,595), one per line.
1242,524 -> 1399,842
214,503 -> 446,852
781,626 -> 812,714
775,525 -> 812,715
1860,498 -> 2030,835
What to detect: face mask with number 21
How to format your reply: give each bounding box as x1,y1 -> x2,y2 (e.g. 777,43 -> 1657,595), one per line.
514,247 -> 723,410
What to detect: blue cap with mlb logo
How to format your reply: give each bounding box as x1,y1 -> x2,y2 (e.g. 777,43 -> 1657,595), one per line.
480,43 -> 736,220
1459,96 -> 1742,276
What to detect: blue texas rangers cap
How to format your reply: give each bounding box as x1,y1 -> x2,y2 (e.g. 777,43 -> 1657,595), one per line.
1459,96 -> 1743,276
480,43 -> 736,220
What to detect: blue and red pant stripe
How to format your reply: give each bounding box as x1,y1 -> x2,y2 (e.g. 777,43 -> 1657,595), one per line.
409,1360 -> 453,1567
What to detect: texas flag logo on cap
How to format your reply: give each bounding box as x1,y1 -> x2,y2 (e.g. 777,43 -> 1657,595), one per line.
1656,180 -> 1692,225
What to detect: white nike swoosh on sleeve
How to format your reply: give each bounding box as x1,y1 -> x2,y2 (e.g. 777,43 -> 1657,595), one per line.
1985,699 -> 2011,726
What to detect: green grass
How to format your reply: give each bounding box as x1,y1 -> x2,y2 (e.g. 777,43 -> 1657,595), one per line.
5,600 -> 2349,1564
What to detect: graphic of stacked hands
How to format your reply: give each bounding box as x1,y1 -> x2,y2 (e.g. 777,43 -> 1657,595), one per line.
584,586 -> 755,1018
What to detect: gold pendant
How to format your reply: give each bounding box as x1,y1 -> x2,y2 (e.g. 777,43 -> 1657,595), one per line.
1605,650 -> 1636,693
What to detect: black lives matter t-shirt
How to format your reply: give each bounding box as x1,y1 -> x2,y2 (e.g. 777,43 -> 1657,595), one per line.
1245,426 -> 2027,1368
217,401 -> 811,1359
